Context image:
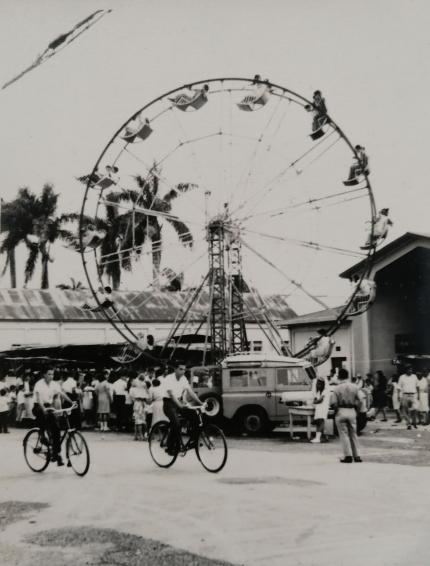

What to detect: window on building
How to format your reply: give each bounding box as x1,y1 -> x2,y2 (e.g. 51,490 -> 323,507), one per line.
250,340 -> 263,352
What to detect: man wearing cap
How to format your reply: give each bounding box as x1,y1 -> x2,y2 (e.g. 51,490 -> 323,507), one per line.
332,368 -> 362,463
398,366 -> 419,429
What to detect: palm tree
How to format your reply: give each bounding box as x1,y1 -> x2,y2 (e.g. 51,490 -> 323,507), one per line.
23,184 -> 75,289
71,167 -> 196,290
111,168 -> 195,284
0,189 -> 39,288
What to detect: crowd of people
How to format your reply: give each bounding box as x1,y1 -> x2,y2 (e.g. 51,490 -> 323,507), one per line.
309,364 -> 430,462
0,365 -> 196,440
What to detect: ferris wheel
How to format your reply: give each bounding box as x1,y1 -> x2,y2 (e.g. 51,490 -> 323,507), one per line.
79,76 -> 380,366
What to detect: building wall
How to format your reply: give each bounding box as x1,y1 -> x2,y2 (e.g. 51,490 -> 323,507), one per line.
289,324 -> 352,375
0,320 -> 289,353
367,282 -> 414,377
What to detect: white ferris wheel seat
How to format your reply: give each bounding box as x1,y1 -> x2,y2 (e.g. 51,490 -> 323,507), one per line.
343,168 -> 370,186
237,85 -> 270,112
121,119 -> 153,143
169,89 -> 208,111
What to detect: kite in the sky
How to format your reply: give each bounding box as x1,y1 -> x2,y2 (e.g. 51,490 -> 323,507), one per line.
2,9 -> 112,90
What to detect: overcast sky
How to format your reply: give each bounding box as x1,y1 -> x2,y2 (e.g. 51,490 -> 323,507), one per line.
0,0 -> 429,313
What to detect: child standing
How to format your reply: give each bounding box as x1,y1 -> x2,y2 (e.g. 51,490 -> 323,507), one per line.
133,393 -> 147,441
0,389 -> 9,433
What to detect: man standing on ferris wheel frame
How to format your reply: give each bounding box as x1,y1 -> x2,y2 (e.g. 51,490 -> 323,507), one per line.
162,362 -> 205,454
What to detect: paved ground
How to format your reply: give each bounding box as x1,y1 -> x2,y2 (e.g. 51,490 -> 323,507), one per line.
1,421 -> 429,566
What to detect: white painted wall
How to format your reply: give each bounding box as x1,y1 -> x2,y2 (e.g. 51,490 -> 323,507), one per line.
289,324 -> 352,375
0,320 -> 289,353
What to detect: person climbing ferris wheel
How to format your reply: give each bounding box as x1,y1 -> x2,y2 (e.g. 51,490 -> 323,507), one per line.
78,76 -> 391,366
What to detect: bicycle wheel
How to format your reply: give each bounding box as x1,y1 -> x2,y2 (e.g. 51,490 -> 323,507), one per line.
66,431 -> 90,476
195,423 -> 228,473
23,428 -> 50,473
148,421 -> 178,468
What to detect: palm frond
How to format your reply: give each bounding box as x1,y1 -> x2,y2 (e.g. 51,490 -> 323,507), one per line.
167,219 -> 194,247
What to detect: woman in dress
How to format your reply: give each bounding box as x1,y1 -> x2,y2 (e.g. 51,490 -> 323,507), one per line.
311,374 -> 331,443
373,370 -> 388,421
95,372 -> 111,431
417,373 -> 429,425
149,377 -> 166,427
389,375 -> 402,423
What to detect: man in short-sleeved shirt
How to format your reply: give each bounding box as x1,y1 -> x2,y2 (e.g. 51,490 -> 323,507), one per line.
162,363 -> 204,453
398,366 -> 419,429
33,368 -> 72,465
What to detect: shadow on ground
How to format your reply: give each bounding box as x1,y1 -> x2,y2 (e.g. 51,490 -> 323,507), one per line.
27,526 -> 237,566
0,502 -> 49,532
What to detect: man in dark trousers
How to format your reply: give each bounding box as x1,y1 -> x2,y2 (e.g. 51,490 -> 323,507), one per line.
332,368 -> 362,463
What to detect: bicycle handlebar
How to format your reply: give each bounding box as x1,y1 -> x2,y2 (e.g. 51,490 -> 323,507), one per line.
47,402 -> 78,416
182,402 -> 208,414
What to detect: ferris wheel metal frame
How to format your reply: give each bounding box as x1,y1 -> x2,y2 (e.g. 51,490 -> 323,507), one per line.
79,76 -> 378,365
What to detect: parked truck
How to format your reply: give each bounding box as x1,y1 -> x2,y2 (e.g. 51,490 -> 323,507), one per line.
192,352 -> 314,435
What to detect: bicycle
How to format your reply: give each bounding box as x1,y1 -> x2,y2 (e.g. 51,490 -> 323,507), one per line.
148,404 -> 228,473
23,403 -> 90,477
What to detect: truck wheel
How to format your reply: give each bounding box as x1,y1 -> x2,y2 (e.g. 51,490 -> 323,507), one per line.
238,408 -> 269,436
200,393 -> 223,418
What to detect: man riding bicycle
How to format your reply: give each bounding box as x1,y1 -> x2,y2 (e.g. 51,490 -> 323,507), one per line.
33,367 -> 72,466
162,362 -> 205,454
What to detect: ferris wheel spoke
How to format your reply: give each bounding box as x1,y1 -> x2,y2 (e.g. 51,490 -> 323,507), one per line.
232,95 -> 284,213
238,186 -> 367,223
240,237 -> 329,309
241,228 -> 365,258
112,248 -> 209,319
230,127 -> 337,218
235,130 -> 341,220
169,107 -> 212,202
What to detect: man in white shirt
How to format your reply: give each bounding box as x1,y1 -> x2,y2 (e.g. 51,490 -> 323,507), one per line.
112,374 -> 128,430
162,362 -> 204,454
398,366 -> 419,429
33,367 -> 72,465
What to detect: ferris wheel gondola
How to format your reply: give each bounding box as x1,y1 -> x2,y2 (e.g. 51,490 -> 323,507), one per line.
78,77 -> 380,366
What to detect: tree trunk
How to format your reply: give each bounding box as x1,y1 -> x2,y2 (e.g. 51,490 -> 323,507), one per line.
111,270 -> 121,291
41,254 -> 49,289
151,236 -> 162,287
8,248 -> 16,288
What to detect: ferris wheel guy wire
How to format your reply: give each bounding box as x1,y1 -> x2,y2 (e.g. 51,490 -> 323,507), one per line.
240,237 -> 329,310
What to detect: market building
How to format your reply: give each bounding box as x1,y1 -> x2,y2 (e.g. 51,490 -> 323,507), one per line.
0,288 -> 293,354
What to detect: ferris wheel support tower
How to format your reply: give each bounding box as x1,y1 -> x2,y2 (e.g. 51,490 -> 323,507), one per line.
208,212 -> 249,362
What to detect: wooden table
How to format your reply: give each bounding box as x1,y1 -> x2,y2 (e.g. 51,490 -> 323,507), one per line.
288,406 -> 315,440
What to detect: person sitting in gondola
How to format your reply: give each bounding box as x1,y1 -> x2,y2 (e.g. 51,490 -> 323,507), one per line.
307,329 -> 334,364
81,224 -> 106,249
344,145 -> 369,185
238,75 -> 271,111
306,90 -> 328,138
361,208 -> 393,250
170,84 -> 209,110
82,286 -> 116,312
351,275 -> 376,312
122,117 -> 152,142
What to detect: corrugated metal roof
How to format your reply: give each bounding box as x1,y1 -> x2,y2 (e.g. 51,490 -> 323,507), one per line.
280,306 -> 347,327
0,289 -> 296,323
